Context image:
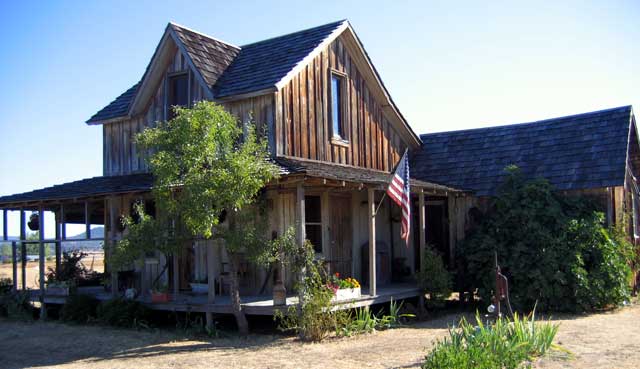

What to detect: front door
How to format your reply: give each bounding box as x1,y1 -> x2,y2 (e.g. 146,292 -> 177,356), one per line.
329,194 -> 352,278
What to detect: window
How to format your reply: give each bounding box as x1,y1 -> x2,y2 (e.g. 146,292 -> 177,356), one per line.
167,73 -> 188,120
331,73 -> 346,139
305,195 -> 323,253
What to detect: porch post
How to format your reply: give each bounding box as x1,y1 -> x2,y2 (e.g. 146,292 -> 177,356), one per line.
2,209 -> 7,241
108,197 -> 118,296
206,240 -> 216,329
38,206 -> 46,319
173,253 -> 179,297
295,182 -> 306,307
273,194 -> 286,305
55,205 -> 62,275
20,209 -> 26,290
85,201 -> 91,239
447,195 -> 456,268
368,188 -> 377,296
11,241 -> 17,293
418,190 -> 426,272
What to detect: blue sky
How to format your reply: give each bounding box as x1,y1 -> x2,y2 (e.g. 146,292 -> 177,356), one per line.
0,0 -> 639,235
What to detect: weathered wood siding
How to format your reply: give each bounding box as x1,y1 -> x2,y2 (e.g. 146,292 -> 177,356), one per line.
103,48 -> 274,176
274,35 -> 406,171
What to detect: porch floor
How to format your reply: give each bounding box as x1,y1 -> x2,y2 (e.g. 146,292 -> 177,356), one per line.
30,283 -> 421,316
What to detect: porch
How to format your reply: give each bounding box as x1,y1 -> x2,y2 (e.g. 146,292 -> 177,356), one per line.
30,283 -> 420,316
0,157 -> 464,318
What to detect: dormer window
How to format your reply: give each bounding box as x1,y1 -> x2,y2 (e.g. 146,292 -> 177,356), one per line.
167,72 -> 188,120
330,71 -> 347,140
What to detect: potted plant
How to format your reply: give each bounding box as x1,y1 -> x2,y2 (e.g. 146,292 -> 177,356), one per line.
189,278 -> 208,294
150,283 -> 170,303
328,273 -> 361,301
46,280 -> 72,296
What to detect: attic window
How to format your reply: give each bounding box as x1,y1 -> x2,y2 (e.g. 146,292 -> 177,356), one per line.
330,71 -> 347,141
167,73 -> 188,120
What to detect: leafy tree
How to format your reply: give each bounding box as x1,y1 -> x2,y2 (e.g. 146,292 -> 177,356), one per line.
116,101 -> 279,335
460,166 -> 634,312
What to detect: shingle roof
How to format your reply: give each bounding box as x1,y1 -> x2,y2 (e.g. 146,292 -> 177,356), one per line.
0,173 -> 154,206
411,106 -> 634,196
87,21 -> 345,123
86,83 -> 139,123
170,23 -> 240,89
213,20 -> 345,97
275,156 -> 457,192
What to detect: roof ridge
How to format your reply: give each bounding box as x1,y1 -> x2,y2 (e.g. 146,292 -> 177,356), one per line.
420,105 -> 633,137
240,19 -> 347,48
168,21 -> 241,50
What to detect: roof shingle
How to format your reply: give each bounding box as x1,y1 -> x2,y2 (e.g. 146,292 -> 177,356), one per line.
411,106 -> 634,195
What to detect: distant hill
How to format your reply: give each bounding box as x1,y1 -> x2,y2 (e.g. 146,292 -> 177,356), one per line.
63,227 -> 104,251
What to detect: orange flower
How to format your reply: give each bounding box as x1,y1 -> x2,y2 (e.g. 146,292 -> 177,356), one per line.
335,272 -> 340,278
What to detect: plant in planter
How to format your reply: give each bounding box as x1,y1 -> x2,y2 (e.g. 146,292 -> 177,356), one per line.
328,273 -> 361,301
150,283 -> 170,303
189,278 -> 209,294
46,280 -> 73,296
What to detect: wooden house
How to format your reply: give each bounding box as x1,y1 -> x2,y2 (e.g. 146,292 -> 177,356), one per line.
0,20 -> 460,316
2,20 -> 637,317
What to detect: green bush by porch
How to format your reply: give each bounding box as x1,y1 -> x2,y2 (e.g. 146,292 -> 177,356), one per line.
460,166 -> 636,312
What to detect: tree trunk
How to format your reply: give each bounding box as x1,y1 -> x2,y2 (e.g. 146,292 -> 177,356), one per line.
228,253 -> 249,336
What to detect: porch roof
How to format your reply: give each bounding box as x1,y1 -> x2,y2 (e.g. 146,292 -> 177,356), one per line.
275,156 -> 460,193
0,173 -> 153,208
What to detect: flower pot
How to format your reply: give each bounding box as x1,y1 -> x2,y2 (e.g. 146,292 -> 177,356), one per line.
333,287 -> 361,301
151,292 -> 170,303
189,282 -> 208,294
46,286 -> 70,296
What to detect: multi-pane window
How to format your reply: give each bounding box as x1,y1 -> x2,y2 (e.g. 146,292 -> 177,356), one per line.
331,73 -> 345,139
305,195 -> 323,253
167,73 -> 188,120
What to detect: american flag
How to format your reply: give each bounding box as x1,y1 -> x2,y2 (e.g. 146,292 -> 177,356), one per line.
386,150 -> 411,245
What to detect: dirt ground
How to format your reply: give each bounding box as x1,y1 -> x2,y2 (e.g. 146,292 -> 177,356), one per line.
0,302 -> 638,369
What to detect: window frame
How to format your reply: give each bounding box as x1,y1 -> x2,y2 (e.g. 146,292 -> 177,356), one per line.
165,71 -> 190,120
304,194 -> 324,254
329,69 -> 349,145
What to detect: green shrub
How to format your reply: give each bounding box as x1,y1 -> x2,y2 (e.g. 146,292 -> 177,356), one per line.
337,299 -> 412,337
423,312 -> 559,369
417,246 -> 452,309
0,291 -> 34,320
60,294 -> 100,323
96,298 -> 151,328
461,166 -> 635,312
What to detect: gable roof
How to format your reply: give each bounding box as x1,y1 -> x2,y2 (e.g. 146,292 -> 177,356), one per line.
86,20 -> 345,124
411,106 -> 635,196
213,20 -> 346,98
85,20 -> 420,145
170,22 -> 240,89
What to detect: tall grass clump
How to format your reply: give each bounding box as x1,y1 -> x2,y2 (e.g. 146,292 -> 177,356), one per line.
423,312 -> 559,369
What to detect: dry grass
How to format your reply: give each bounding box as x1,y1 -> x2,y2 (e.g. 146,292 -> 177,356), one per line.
0,302 -> 638,368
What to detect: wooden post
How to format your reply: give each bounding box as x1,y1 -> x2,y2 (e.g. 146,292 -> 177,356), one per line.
173,253 -> 179,297
418,190 -> 426,272
2,209 -> 7,241
447,195 -> 456,269
11,241 -> 17,293
55,206 -> 62,275
38,206 -> 46,319
85,201 -> 91,239
206,240 -> 216,329
20,209 -> 26,290
272,195 -> 286,305
295,183 -> 306,309
108,197 -> 118,296
368,188 -> 377,297
351,191 -> 360,280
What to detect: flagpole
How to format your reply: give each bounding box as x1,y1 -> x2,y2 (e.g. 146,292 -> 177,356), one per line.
373,191 -> 387,217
